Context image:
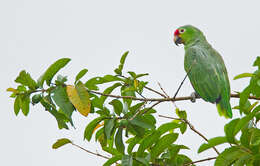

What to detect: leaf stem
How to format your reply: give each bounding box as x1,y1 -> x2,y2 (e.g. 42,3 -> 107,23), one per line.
70,142 -> 110,160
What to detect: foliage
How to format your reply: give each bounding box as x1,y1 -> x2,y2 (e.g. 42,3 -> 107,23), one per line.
7,52 -> 260,166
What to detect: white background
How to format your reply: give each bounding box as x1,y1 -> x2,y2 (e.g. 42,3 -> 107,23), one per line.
1,0 -> 260,165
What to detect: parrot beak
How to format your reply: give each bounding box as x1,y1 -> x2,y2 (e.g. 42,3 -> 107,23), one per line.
174,35 -> 182,46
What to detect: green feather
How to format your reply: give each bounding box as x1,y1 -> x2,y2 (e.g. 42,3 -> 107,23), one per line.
178,25 -> 232,118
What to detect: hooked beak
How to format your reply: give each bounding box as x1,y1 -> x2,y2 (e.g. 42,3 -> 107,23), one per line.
174,35 -> 182,46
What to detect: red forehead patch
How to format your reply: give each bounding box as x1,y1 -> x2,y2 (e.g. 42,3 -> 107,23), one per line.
174,29 -> 180,36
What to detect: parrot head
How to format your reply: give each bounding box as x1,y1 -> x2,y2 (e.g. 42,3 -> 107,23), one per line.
174,25 -> 205,46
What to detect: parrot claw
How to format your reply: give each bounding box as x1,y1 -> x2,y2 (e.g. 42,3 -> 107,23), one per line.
190,92 -> 199,103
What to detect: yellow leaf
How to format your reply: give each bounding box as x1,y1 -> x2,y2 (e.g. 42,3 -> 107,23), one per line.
6,88 -> 18,93
93,122 -> 104,133
134,79 -> 139,88
66,84 -> 91,117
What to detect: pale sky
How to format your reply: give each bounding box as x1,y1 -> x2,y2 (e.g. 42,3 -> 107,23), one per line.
1,0 -> 260,166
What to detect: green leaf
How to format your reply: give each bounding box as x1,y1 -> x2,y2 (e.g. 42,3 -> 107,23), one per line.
240,128 -> 252,148
128,71 -> 137,78
115,127 -> 125,154
17,85 -> 26,92
102,146 -> 121,156
233,154 -> 252,166
128,123 -> 145,137
91,96 -> 103,110
135,157 -> 149,166
127,136 -> 141,154
21,95 -> 30,116
233,73 -> 254,80
109,99 -> 123,115
52,86 -> 75,118
102,75 -> 124,82
253,154 -> 260,166
38,58 -> 71,86
119,119 -> 129,128
75,69 -> 88,84
136,81 -> 148,94
179,122 -> 187,134
256,112 -> 260,123
168,144 -> 190,160
100,83 -> 122,105
249,70 -> 260,97
95,127 -> 104,141
157,122 -> 180,135
103,155 -> 122,166
239,86 -> 251,114
40,96 -> 70,129
52,138 -> 72,149
14,95 -> 21,115
55,75 -> 68,85
122,155 -> 133,166
84,116 -> 106,141
174,154 -> 193,166
15,70 -> 38,90
215,146 -> 251,166
253,56 -> 260,68
121,85 -> 135,107
198,136 -> 227,153
175,108 -> 187,119
151,133 -> 179,159
136,73 -> 149,79
224,118 -> 240,144
137,131 -> 161,156
85,75 -> 123,90
234,106 -> 260,135
114,51 -> 129,75
104,119 -> 115,140
251,128 -> 260,146
143,114 -> 156,126
129,102 -> 145,113
130,116 -> 155,129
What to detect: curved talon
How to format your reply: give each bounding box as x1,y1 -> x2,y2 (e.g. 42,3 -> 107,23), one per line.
190,92 -> 198,103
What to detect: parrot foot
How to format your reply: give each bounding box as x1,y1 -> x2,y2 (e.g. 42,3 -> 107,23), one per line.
190,92 -> 200,103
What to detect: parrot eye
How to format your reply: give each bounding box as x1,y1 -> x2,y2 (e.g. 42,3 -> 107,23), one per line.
179,29 -> 185,33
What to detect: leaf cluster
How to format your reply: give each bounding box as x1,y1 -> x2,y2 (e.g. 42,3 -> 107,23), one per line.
7,53 -> 260,166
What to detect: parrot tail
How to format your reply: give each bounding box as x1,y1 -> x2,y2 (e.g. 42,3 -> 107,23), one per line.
217,96 -> 232,119
216,97 -> 232,119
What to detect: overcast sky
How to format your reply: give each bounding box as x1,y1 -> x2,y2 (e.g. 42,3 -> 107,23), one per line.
1,0 -> 260,165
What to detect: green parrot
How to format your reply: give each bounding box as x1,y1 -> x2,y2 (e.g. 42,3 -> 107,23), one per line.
173,25 -> 232,118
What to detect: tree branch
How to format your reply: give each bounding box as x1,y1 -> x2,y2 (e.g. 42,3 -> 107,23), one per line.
183,157 -> 217,166
70,142 -> 110,160
89,90 -> 260,102
158,115 -> 220,155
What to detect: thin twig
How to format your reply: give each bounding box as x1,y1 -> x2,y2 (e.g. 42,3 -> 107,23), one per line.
70,142 -> 110,160
173,68 -> 192,99
144,86 -> 167,98
158,82 -> 170,98
158,82 -> 178,108
158,115 -> 220,155
183,157 -> 217,166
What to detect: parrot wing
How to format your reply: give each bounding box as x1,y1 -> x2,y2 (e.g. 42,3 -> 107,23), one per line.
184,45 -> 230,104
